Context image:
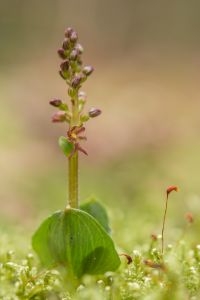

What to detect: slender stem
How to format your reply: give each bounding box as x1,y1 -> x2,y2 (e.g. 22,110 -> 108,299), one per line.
67,91 -> 80,208
71,92 -> 79,127
161,196 -> 168,255
68,152 -> 79,208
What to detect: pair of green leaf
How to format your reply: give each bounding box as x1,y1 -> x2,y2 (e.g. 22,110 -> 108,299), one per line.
32,200 -> 120,278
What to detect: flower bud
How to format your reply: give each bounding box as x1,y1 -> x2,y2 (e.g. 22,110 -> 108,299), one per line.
83,65 -> 94,76
88,108 -> 102,118
75,43 -> 84,54
62,38 -> 70,50
70,31 -> 78,43
70,49 -> 78,61
71,75 -> 82,88
49,99 -> 62,107
60,60 -> 70,72
52,111 -> 66,123
57,48 -> 66,59
65,27 -> 74,38
78,91 -> 87,102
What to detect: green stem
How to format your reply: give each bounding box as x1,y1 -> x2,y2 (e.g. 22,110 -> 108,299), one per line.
71,92 -> 79,127
68,91 -> 79,208
68,152 -> 79,208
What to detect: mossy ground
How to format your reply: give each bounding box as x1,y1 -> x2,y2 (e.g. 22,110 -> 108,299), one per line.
1,142 -> 200,299
1,229 -> 200,299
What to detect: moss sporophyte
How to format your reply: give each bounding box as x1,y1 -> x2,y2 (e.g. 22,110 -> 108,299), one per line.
161,185 -> 178,255
32,27 -> 120,283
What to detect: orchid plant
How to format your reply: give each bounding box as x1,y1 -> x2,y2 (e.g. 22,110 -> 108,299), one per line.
32,27 -> 120,284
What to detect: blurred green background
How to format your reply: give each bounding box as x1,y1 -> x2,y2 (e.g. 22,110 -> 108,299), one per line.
1,0 -> 200,250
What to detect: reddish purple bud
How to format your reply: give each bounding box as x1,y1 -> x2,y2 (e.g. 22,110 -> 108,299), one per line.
83,65 -> 94,76
49,99 -> 62,107
52,111 -> 66,123
71,75 -> 82,88
62,38 -> 70,50
65,27 -> 74,38
57,48 -> 66,59
60,60 -> 70,72
88,107 -> 102,118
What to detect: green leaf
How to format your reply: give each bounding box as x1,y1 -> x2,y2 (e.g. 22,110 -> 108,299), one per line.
80,198 -> 111,233
58,136 -> 74,157
32,208 -> 120,278
31,212 -> 59,267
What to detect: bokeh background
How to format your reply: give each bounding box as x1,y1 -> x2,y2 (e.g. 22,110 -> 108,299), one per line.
1,0 -> 200,250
